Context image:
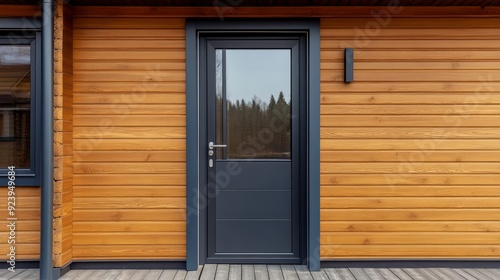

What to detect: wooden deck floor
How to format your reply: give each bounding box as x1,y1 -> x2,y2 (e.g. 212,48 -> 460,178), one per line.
3,264 -> 500,279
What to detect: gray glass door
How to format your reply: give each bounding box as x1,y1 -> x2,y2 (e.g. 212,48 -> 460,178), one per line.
205,39 -> 301,263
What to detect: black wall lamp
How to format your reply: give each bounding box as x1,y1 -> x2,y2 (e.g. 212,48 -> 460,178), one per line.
344,48 -> 354,83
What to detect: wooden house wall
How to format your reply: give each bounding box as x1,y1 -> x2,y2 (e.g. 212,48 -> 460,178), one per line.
320,17 -> 500,259
72,16 -> 186,260
73,10 -> 500,260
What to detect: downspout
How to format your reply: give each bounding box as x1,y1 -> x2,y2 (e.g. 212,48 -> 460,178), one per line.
40,0 -> 54,279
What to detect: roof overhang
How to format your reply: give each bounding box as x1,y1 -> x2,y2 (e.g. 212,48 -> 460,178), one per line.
1,0 -> 500,6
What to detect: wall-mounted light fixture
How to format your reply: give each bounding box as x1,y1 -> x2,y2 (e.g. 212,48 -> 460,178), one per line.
344,48 -> 354,83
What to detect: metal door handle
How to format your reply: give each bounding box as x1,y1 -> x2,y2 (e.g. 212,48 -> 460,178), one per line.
209,141 -> 227,150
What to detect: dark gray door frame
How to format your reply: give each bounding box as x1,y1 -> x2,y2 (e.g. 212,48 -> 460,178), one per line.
186,19 -> 320,271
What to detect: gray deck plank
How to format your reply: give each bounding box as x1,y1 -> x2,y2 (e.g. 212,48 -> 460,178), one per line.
475,268 -> 500,280
0,270 -> 18,279
0,269 -> 13,278
242,265 -> 255,280
389,268 -> 413,280
174,269 -> 188,280
229,265 -> 242,280
96,269 -> 122,280
7,269 -> 38,280
255,265 -> 269,280
348,268 -> 371,280
9,269 -> 40,280
59,269 -> 96,280
372,268 -> 400,280
98,269 -> 123,280
362,268 -> 386,280
281,265 -> 299,280
294,265 -> 313,280
141,269 -> 163,280
115,269 -> 139,280
421,268 -> 444,280
216,264 -> 230,280
324,268 -> 356,280
484,268 -> 500,278
87,269 -> 122,280
461,268 -> 494,280
186,266 -> 204,280
2,269 -> 24,280
130,270 -> 151,280
201,264 -> 218,280
451,268 -> 484,280
268,265 -> 284,280
309,270 -> 328,280
26,269 -> 39,280
159,269 -> 179,280
432,268 -> 467,280
481,268 -> 500,279
402,268 -> 438,280
451,268 -> 483,280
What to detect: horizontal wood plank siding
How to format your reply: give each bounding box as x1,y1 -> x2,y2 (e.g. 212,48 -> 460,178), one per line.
72,16 -> 186,260
53,1 -> 74,267
320,17 -> 500,259
0,187 -> 40,260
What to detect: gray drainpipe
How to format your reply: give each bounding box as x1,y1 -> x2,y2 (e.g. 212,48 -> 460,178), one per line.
40,0 -> 54,279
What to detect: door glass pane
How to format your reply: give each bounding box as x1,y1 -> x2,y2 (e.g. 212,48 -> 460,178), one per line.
216,49 -> 291,159
0,45 -> 31,168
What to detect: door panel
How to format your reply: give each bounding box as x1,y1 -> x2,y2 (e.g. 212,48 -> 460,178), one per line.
216,189 -> 291,219
216,220 -> 292,253
214,161 -> 291,190
205,38 -> 302,263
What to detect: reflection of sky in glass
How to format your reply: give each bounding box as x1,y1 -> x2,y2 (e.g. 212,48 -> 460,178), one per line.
226,49 -> 290,104
0,46 -> 30,65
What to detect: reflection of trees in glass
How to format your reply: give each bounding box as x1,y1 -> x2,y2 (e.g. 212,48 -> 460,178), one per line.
215,50 -> 223,152
223,91 -> 291,159
0,50 -> 31,168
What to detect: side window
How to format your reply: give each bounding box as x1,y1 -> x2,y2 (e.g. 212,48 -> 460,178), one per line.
0,33 -> 41,186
